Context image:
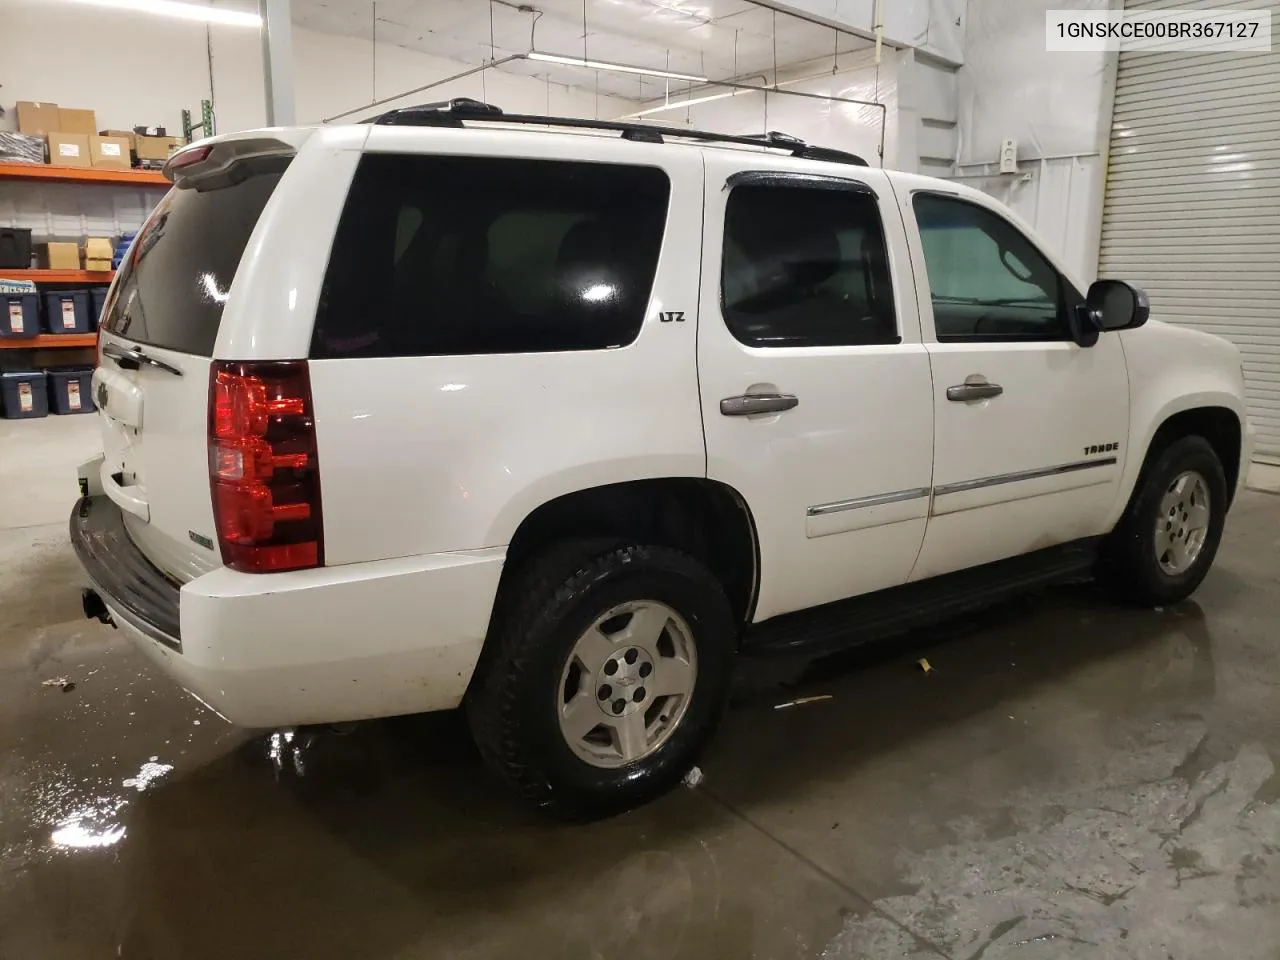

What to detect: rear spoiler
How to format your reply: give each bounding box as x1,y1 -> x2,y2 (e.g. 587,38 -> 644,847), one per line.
164,131 -> 313,187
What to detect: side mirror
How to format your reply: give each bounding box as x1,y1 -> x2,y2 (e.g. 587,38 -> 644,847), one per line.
1085,279 -> 1150,332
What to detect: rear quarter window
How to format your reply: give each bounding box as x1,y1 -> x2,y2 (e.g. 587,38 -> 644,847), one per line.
310,155 -> 671,358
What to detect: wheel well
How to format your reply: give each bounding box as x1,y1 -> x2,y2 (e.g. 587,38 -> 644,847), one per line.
1144,407 -> 1242,503
502,479 -> 760,626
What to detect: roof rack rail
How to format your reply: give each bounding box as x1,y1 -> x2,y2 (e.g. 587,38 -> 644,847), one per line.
368,98 -> 869,167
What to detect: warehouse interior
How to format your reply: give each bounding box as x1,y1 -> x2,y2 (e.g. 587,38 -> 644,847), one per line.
2,0 -> 1279,956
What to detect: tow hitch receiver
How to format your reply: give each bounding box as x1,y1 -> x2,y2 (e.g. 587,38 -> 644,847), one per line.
81,588 -> 115,627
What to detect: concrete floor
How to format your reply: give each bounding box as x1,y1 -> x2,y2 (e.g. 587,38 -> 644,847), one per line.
2,415 -> 1279,960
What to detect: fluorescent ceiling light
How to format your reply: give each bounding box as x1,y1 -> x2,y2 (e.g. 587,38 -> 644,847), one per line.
526,52 -> 707,84
621,89 -> 750,119
62,0 -> 261,27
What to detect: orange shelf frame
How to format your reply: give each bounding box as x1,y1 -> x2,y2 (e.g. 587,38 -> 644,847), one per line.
0,162 -> 169,187
0,334 -> 96,350
0,269 -> 114,283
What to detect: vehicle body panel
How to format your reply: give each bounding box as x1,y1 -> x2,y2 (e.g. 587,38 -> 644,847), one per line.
1113,320 -> 1253,519
697,153 -> 935,622
212,126 -> 367,361
886,174 -> 1132,581
310,128 -> 707,564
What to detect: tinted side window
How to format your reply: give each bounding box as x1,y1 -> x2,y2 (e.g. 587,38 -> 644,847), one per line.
721,183 -> 897,348
105,161 -> 287,356
913,194 -> 1076,343
311,155 -> 671,358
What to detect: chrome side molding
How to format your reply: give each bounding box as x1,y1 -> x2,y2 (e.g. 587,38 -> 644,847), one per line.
932,457 -> 1118,497
807,487 -> 931,517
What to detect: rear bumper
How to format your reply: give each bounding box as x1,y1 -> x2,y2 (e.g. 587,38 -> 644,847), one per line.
70,496 -> 182,651
70,496 -> 506,728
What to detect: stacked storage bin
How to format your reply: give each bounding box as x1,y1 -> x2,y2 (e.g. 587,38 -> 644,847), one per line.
0,228 -> 33,269
1,291 -> 40,339
1,370 -> 48,419
112,232 -> 136,271
42,289 -> 91,335
46,367 -> 95,415
90,286 -> 110,330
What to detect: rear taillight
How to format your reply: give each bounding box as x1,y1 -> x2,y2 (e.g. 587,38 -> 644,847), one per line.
208,361 -> 322,573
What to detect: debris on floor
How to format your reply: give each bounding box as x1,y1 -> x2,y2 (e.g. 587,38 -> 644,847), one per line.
682,765 -> 704,788
41,677 -> 75,692
773,694 -> 834,710
122,757 -> 174,792
917,657 -> 933,675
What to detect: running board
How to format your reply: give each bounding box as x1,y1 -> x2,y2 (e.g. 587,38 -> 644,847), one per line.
742,538 -> 1102,657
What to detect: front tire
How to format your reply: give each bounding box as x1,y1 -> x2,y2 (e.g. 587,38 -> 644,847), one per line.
1104,435 -> 1228,606
466,543 -> 736,820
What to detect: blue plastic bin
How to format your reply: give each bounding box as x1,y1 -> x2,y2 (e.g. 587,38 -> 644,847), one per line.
1,292 -> 39,338
1,370 -> 48,419
42,289 -> 91,334
90,286 -> 110,330
112,233 -> 136,271
46,366 -> 96,415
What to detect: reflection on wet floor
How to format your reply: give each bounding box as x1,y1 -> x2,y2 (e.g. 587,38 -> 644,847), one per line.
1,493 -> 1279,959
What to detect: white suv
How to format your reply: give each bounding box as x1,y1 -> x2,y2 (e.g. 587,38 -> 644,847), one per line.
72,99 -> 1253,818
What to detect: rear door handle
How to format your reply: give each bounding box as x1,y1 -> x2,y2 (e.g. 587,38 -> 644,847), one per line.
720,394 -> 799,416
946,382 -> 1003,402
103,343 -> 183,377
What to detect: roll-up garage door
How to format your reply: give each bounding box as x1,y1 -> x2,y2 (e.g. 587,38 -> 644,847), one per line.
1098,0 -> 1280,460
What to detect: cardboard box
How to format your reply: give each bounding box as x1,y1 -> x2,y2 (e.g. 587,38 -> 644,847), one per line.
84,238 -> 113,271
36,242 -> 80,270
89,135 -> 131,170
83,238 -> 113,268
15,101 -> 60,136
57,108 -> 98,136
135,135 -> 184,161
46,132 -> 91,168
98,129 -> 137,151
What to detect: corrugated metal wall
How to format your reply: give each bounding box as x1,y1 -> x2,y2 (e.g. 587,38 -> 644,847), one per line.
1099,0 -> 1280,459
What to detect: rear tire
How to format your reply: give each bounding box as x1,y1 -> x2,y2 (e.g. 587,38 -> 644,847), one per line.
1103,435 -> 1227,606
466,542 -> 736,820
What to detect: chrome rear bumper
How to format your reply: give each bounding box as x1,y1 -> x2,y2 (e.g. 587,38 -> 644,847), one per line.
70,496 -> 182,652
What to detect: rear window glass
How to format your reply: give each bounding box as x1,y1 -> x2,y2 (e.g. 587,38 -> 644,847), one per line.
310,155 -> 671,358
103,160 -> 287,356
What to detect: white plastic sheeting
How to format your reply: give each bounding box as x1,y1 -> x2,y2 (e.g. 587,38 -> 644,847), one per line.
947,0 -> 1113,280
0,182 -> 163,244
956,0 -> 1111,164
950,157 -> 1106,282
761,0 -> 967,64
896,49 -> 959,178
631,50 -> 897,167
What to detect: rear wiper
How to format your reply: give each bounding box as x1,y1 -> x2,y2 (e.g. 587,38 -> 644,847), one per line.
102,343 -> 184,377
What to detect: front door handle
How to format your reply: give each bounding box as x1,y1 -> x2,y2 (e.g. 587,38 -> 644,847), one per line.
946,382 -> 1003,402
720,393 -> 799,416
